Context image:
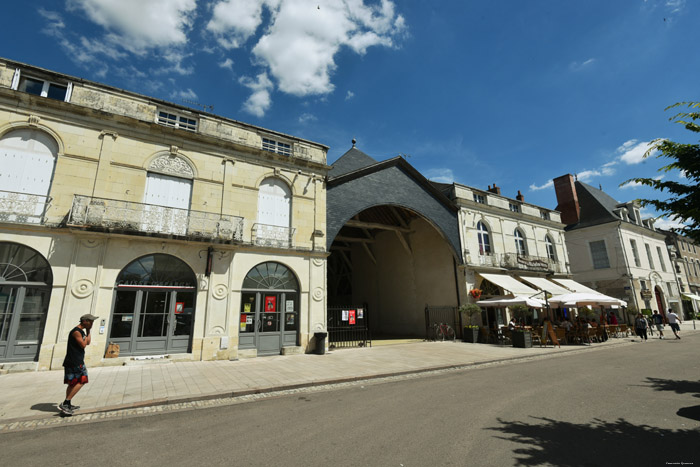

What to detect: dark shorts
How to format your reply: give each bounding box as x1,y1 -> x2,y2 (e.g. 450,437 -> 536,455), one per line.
64,364 -> 89,386
669,323 -> 680,332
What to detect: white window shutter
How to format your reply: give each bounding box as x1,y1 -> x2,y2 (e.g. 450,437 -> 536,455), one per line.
11,68 -> 20,90
65,82 -> 73,102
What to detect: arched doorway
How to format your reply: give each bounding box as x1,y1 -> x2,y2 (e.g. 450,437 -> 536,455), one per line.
239,262 -> 299,356
328,205 -> 459,338
0,242 -> 53,362
108,254 -> 196,355
655,286 -> 665,316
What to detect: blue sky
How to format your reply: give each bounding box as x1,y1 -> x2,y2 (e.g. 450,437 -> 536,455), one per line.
1,1 -> 697,224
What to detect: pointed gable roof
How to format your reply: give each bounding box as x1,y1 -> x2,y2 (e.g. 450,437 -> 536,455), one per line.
328,146 -> 378,178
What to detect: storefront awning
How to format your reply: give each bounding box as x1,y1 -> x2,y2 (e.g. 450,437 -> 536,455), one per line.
478,273 -> 538,296
518,276 -> 571,295
682,293 -> 700,301
549,278 -> 599,294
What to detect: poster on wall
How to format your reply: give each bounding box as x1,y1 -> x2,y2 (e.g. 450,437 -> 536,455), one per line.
349,309 -> 356,325
265,296 -> 276,312
175,302 -> 185,314
342,310 -> 349,321
285,300 -> 294,312
244,303 -> 252,313
240,314 -> 247,332
357,308 -> 364,319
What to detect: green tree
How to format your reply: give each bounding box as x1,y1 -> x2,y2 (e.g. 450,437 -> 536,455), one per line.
624,102 -> 700,242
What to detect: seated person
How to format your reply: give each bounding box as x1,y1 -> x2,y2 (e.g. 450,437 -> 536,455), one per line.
560,318 -> 573,332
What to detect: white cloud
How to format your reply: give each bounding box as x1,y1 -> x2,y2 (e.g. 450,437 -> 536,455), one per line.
172,88 -> 198,101
679,169 -> 687,179
207,0 -> 266,49
298,112 -> 317,124
219,0 -> 405,108
424,168 -> 455,184
577,170 -> 601,182
67,0 -> 197,55
654,214 -> 687,230
345,90 -> 355,100
601,160 -> 617,176
38,8 -> 65,36
219,58 -> 234,70
239,73 -> 274,117
529,180 -> 553,191
617,139 -> 656,164
569,58 -> 595,71
665,0 -> 686,14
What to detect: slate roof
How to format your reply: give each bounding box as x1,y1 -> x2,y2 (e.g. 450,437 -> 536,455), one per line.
567,181 -> 621,230
328,146 -> 378,178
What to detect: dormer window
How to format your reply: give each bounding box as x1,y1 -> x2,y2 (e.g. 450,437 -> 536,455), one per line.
509,203 -> 520,213
157,110 -> 197,131
540,210 -> 550,220
262,138 -> 292,156
473,193 -> 486,204
11,69 -> 72,102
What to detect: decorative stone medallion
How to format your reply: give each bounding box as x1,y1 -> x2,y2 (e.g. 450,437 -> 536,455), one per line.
212,284 -> 228,300
312,287 -> 324,302
71,279 -> 94,298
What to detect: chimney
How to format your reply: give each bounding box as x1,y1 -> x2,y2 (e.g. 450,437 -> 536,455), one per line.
487,183 -> 501,196
516,190 -> 524,202
553,174 -> 580,225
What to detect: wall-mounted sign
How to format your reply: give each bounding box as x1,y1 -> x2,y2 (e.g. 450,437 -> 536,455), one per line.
286,300 -> 294,312
342,310 -> 349,321
640,290 -> 653,300
244,303 -> 252,313
265,296 -> 276,312
175,302 -> 185,314
357,308 -> 364,319
122,315 -> 133,322
349,309 -> 356,325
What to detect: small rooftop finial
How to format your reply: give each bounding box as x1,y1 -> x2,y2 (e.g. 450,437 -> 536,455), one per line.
352,138 -> 356,147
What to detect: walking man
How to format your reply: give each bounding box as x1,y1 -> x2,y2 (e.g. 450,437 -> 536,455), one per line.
59,313 -> 98,415
652,310 -> 665,339
634,313 -> 648,342
666,308 -> 682,340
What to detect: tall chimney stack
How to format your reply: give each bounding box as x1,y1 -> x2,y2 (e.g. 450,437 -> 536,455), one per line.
553,174 -> 580,225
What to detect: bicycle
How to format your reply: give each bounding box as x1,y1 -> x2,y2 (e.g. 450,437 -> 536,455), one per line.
429,322 -> 455,342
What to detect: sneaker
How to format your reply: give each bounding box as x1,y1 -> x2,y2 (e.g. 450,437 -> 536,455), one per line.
58,403 -> 73,416
68,403 -> 80,411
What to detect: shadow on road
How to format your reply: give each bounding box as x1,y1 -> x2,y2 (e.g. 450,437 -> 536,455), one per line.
644,377 -> 700,423
488,416 -> 699,466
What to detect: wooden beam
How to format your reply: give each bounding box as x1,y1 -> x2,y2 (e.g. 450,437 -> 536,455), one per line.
389,206 -> 409,228
362,242 -> 377,265
345,219 -> 411,233
340,250 -> 353,271
335,236 -> 375,243
395,230 -> 413,255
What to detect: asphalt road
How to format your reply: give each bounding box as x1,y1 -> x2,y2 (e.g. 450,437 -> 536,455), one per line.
2,335 -> 699,467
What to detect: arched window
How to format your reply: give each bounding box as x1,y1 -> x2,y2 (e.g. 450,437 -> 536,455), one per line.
0,129 -> 58,224
477,221 -> 491,255
256,178 -> 292,247
514,229 -> 527,256
545,235 -> 556,261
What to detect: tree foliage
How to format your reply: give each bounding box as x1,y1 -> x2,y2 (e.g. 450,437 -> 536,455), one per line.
624,102 -> 700,243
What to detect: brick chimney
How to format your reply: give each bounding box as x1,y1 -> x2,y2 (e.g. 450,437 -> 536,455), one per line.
516,190 -> 524,202
487,183 -> 501,196
553,174 -> 580,225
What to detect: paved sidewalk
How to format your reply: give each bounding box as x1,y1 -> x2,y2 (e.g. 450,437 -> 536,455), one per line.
4,330 -> 678,427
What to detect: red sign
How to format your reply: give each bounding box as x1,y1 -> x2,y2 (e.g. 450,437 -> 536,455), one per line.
265,296 -> 276,312
175,302 -> 185,314
240,314 -> 247,324
349,309 -> 356,325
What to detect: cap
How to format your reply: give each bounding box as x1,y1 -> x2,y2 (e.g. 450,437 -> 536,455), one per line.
80,313 -> 99,322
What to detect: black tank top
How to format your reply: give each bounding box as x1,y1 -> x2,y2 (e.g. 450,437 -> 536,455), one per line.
62,326 -> 85,368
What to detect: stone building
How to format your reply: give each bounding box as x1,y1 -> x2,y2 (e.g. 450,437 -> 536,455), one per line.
553,174 -> 682,318
439,182 -> 572,326
0,58 -> 328,371
325,144 -> 573,335
662,231 -> 700,318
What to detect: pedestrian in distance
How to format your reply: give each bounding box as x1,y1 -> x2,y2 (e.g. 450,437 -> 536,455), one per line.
59,313 -> 98,416
666,308 -> 682,339
634,313 -> 648,342
652,310 -> 665,339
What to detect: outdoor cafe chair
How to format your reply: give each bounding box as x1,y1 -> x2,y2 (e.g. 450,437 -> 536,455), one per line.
555,327 -> 568,345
